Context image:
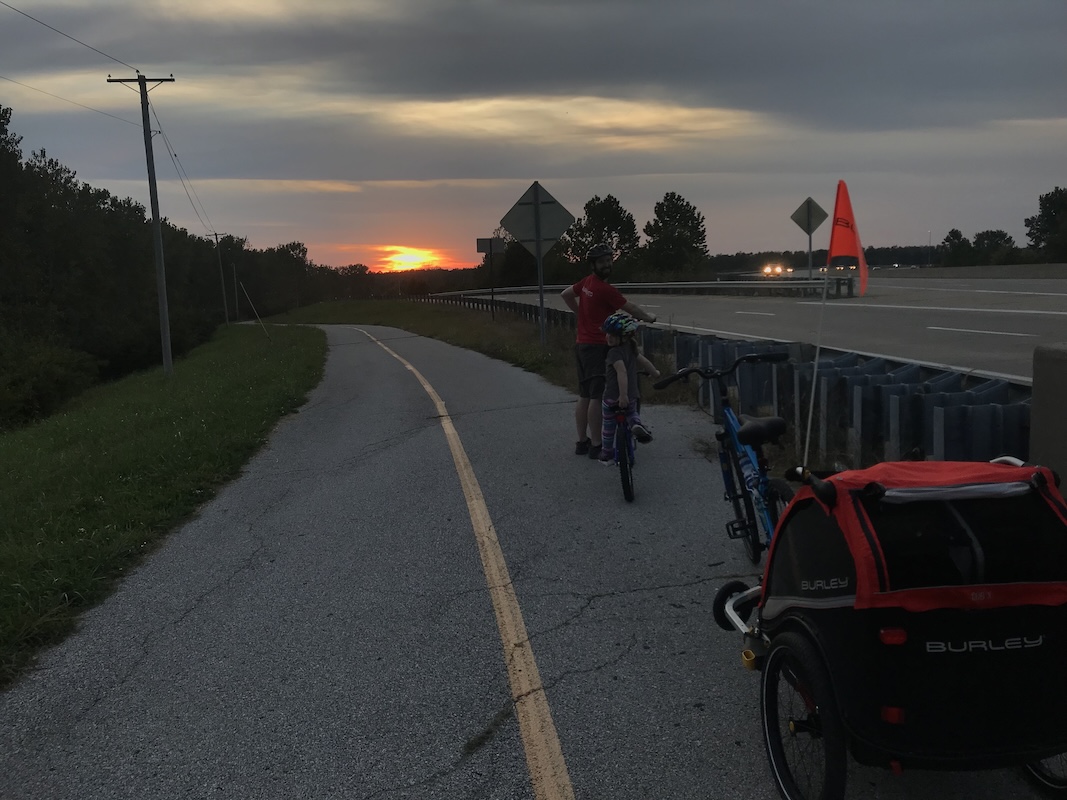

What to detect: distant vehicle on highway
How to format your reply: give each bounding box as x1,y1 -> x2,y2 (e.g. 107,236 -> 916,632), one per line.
761,263 -> 794,277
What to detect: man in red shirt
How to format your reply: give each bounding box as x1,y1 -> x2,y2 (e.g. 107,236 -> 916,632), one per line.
560,243 -> 657,457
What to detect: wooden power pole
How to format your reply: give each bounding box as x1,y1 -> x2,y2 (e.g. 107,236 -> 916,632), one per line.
108,72 -> 176,376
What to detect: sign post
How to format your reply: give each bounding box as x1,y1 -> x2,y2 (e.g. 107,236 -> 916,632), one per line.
790,197 -> 829,279
500,181 -> 574,346
476,236 -> 506,320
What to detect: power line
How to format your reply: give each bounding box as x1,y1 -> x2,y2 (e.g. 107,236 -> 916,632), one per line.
0,0 -> 139,72
149,101 -> 216,236
0,73 -> 140,127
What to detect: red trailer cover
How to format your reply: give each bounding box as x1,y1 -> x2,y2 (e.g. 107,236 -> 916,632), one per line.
769,462 -> 1067,612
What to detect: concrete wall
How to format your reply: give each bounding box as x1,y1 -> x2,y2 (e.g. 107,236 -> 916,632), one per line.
1030,344 -> 1067,478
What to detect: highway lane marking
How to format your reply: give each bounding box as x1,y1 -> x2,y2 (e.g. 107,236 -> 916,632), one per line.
928,326 -> 1037,337
735,311 -> 775,316
355,328 -> 575,800
876,283 -> 1067,297
798,302 -> 1067,316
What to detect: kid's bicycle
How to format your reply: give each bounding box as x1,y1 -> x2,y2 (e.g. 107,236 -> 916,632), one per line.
654,352 -> 793,564
607,404 -> 637,502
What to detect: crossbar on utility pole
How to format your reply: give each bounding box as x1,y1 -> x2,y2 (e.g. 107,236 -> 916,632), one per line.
108,72 -> 176,376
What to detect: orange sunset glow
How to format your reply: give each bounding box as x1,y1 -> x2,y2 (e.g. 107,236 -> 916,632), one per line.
375,245 -> 460,272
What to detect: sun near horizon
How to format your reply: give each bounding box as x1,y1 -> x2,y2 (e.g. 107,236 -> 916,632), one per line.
374,245 -> 467,272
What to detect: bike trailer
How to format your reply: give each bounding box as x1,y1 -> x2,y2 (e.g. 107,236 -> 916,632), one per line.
758,460 -> 1067,770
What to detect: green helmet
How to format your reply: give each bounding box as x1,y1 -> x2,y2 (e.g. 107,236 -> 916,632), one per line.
601,310 -> 638,336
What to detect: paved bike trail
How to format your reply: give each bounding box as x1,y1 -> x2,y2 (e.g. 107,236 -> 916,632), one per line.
0,325 -> 1043,799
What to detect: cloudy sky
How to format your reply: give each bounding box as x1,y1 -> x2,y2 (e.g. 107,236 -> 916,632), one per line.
2,0 -> 1064,271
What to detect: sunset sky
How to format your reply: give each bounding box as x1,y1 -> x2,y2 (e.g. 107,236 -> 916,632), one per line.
1,1 -> 1064,272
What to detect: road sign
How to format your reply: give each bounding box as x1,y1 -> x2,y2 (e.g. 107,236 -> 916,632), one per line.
500,182 -> 575,258
476,237 -> 506,254
476,237 -> 506,320
499,182 -> 574,346
792,197 -> 829,279
791,197 -> 828,236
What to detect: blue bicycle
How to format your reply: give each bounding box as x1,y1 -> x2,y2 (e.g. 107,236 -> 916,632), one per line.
655,352 -> 794,564
608,403 -> 638,502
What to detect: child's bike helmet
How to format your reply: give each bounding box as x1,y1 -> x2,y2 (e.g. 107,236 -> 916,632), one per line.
602,310 -> 639,336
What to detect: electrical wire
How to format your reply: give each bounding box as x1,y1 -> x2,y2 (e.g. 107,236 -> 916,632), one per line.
0,0 -> 139,72
0,73 -> 140,127
149,101 -> 216,236
0,1 -> 218,238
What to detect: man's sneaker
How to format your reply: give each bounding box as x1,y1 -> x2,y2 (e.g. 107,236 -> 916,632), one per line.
575,439 -> 590,456
632,423 -> 653,443
598,450 -> 615,465
588,442 -> 603,459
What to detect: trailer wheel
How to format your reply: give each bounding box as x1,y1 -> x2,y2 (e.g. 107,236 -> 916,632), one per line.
761,632 -> 847,800
712,580 -> 751,632
1025,754 -> 1067,795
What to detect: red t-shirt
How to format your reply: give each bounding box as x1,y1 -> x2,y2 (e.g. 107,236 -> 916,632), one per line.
572,274 -> 627,344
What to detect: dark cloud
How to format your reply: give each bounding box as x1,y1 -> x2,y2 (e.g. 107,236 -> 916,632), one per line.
6,0 -> 1063,132
2,0 -> 1062,265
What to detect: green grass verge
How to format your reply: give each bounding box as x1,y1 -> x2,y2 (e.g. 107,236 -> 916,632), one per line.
0,324 -> 326,691
271,299 -> 695,405
1,299 -> 697,692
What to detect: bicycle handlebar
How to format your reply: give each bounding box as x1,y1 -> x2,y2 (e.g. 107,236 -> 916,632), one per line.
784,465 -> 838,508
653,351 -> 789,390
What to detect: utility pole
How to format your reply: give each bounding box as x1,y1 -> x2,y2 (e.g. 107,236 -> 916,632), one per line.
108,72 -> 176,376
213,233 -> 229,324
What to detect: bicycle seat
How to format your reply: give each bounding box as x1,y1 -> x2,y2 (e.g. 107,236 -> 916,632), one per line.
736,414 -> 787,446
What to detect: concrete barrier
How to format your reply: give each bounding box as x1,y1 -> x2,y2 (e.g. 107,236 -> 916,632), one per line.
1030,344 -> 1067,478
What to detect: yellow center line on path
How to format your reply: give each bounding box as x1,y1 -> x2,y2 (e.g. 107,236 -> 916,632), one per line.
354,328 -> 575,800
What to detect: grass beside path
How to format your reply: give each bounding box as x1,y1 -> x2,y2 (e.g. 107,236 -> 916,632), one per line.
1,299 -> 694,692
271,299 -> 694,404
0,324 -> 326,691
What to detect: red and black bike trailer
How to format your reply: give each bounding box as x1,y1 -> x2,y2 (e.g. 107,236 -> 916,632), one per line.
715,460 -> 1067,800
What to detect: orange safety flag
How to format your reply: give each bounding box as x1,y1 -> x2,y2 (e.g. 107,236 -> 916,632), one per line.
827,180 -> 868,296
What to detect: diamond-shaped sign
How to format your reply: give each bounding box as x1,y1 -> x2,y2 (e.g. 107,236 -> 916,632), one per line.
500,182 -> 575,258
791,197 -> 828,236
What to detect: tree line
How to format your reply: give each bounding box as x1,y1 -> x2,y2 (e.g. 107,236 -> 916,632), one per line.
2,101 -> 1064,428
1,106 -> 339,428
482,188 -> 1067,284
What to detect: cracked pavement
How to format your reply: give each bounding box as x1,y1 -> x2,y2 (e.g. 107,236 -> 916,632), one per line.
0,325 -> 1043,799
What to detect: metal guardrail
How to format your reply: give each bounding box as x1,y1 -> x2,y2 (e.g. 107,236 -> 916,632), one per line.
433,276 -> 857,299
695,337 -> 1031,467
415,291 -> 1028,467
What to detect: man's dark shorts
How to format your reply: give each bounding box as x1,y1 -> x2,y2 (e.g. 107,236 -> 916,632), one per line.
575,343 -> 608,399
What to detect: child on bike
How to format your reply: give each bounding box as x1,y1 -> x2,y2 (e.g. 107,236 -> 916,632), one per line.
598,310 -> 661,464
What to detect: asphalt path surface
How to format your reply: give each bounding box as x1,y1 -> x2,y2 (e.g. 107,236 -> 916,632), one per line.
508,275 -> 1067,380
0,326 -> 1048,799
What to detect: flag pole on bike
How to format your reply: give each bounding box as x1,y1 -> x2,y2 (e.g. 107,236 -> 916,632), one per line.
802,180 -> 869,467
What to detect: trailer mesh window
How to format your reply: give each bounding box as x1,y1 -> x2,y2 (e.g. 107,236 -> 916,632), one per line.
862,493 -> 1067,590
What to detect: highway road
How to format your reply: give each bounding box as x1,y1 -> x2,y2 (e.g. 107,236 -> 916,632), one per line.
504,275 -> 1067,381
0,326 -> 1049,799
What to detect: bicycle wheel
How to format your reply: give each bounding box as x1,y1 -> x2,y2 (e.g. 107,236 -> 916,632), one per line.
617,425 -> 634,502
761,632 -> 847,800
728,447 -> 761,564
1025,754 -> 1067,794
